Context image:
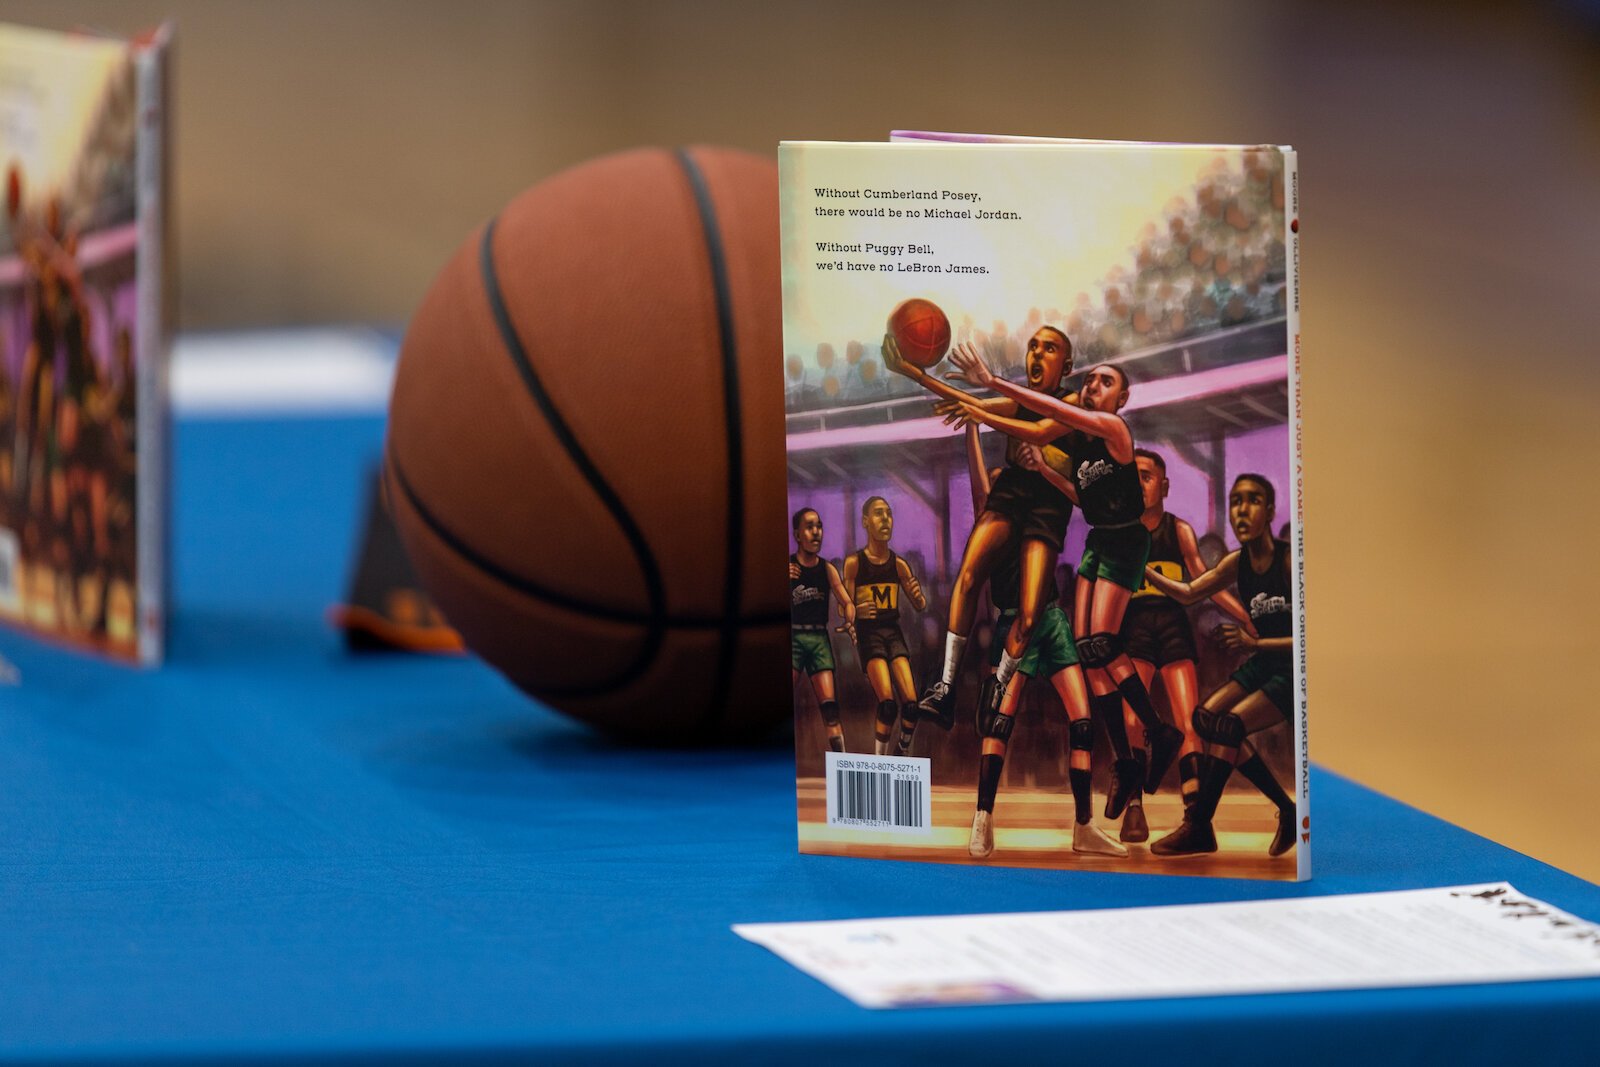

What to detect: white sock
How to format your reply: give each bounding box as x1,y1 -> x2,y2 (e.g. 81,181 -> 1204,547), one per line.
940,632 -> 967,687
995,650 -> 1021,688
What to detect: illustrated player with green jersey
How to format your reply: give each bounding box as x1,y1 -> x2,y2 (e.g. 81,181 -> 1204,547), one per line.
947,350 -> 1187,826
1139,474 -> 1298,858
790,507 -> 856,753
959,423 -> 1126,860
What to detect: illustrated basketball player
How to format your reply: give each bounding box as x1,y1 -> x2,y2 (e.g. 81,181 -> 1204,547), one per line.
10,188 -> 98,633
959,425 -> 1125,860
1139,474 -> 1298,858
840,496 -> 926,755
945,349 -> 1186,824
789,507 -> 856,752
1113,449 -> 1256,841
881,326 -> 1076,735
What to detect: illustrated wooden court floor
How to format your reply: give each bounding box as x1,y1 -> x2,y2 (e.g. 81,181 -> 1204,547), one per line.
799,780 -> 1297,878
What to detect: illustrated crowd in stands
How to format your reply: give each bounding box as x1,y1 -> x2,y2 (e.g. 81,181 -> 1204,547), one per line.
787,153 -> 1287,413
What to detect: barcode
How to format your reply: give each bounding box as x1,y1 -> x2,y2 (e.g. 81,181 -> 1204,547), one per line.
836,769 -> 924,827
824,752 -> 932,834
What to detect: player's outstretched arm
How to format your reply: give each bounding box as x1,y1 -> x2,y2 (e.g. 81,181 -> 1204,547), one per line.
1176,518 -> 1256,634
1143,551 -> 1241,606
1219,626 -> 1292,654
936,397 -> 1013,431
895,557 -> 928,612
942,342 -> 1006,390
964,423 -> 992,513
949,343 -> 1130,452
957,402 -> 1070,447
882,333 -> 992,409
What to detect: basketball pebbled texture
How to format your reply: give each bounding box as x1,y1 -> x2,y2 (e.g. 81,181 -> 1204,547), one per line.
385,146 -> 790,743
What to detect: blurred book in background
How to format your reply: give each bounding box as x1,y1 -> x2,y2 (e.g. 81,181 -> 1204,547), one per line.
0,21 -> 173,663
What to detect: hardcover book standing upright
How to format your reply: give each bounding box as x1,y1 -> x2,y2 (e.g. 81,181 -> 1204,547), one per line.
0,21 -> 172,663
780,134 -> 1306,879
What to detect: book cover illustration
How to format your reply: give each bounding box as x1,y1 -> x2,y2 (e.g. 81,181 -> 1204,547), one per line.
781,137 -> 1305,879
0,22 -> 171,662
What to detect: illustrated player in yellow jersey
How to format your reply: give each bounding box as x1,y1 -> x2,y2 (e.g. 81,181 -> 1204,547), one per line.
840,496 -> 927,754
1113,449 -> 1256,840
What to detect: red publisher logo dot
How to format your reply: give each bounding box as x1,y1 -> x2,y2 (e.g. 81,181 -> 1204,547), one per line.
1290,218 -> 1299,233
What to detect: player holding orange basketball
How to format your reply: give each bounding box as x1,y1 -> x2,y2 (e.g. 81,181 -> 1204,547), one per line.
882,325 -> 1078,737
945,349 -> 1187,824
841,496 -> 927,755
790,507 -> 856,752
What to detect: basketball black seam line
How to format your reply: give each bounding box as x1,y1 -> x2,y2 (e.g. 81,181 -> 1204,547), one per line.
478,215 -> 666,696
676,146 -> 744,738
384,445 -> 787,630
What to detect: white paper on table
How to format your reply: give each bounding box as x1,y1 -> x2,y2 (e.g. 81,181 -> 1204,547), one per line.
733,883 -> 1600,1008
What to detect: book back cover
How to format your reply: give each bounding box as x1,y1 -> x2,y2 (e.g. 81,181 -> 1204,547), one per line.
781,137 -> 1305,880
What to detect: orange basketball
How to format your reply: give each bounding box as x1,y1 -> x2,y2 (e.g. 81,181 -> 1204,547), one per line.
385,147 -> 789,743
888,297 -> 951,368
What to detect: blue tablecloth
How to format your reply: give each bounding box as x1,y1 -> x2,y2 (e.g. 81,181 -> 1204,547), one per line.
3,413 -> 1597,1065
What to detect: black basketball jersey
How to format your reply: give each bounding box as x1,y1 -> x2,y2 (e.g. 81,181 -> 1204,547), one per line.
1001,398 -> 1073,472
1131,513 -> 1185,602
790,554 -> 829,626
853,548 -> 902,624
1238,538 -> 1293,640
1003,403 -> 1046,465
1065,430 -> 1142,528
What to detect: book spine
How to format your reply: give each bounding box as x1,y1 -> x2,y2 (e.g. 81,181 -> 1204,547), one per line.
1282,148 -> 1309,881
134,28 -> 173,666
778,142 -> 804,843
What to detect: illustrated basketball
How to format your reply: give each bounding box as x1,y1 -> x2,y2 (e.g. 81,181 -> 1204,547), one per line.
385,147 -> 789,743
887,297 -> 951,368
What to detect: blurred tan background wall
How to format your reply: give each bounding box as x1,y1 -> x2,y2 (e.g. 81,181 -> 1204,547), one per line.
6,0 -> 1599,879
